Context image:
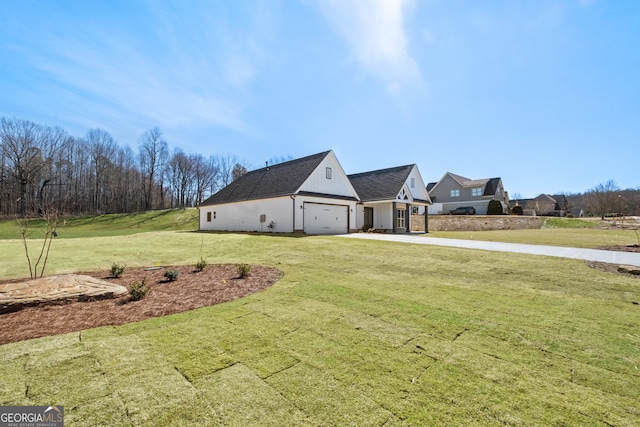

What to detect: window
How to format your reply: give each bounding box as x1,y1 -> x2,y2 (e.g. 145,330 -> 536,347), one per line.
206,212 -> 212,222
450,189 -> 460,197
411,178 -> 415,188
472,187 -> 482,197
397,209 -> 406,228
326,167 -> 332,179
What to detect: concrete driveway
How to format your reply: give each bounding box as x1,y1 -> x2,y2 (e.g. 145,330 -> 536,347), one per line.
340,233 -> 640,267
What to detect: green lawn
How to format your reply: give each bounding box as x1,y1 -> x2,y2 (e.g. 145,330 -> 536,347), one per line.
429,216 -> 640,249
1,230 -> 639,426
428,227 -> 640,248
0,209 -> 199,240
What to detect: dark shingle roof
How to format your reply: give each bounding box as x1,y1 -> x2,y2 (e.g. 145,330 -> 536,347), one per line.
199,151 -> 331,206
426,182 -> 437,192
483,178 -> 501,196
348,165 -> 414,202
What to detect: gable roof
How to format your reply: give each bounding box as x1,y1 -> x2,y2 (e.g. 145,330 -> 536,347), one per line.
348,165 -> 418,202
447,172 -> 470,186
429,171 -> 501,195
199,151 -> 334,206
483,177 -> 502,196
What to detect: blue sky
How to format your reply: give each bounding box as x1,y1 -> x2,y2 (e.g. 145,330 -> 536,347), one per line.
1,0 -> 638,198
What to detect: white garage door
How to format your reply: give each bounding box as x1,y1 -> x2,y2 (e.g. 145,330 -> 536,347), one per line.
303,203 -> 348,234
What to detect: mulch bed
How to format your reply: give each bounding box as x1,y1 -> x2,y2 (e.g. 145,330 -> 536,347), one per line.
0,265 -> 282,345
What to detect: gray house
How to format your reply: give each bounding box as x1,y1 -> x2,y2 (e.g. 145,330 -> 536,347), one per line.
427,172 -> 509,215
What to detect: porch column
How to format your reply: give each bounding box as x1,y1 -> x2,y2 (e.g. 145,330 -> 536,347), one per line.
392,201 -> 397,233
405,204 -> 411,233
424,208 -> 429,233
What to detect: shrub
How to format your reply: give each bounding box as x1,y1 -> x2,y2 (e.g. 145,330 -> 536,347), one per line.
195,257 -> 208,272
129,277 -> 151,301
487,199 -> 504,215
164,270 -> 179,282
111,263 -> 126,278
237,263 -> 251,278
511,205 -> 524,216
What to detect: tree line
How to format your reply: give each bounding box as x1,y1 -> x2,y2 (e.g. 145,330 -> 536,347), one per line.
3,115 -> 637,219
512,180 -> 640,217
564,180 -> 640,218
0,116 -> 248,217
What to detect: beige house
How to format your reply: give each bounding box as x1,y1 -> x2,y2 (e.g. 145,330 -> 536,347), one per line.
510,194 -> 569,217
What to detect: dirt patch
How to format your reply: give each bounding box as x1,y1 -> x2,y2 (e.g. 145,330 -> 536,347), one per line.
596,244 -> 640,253
586,260 -> 640,279
0,264 -> 282,345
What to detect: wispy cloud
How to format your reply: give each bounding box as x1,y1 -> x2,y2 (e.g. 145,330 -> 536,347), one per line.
317,0 -> 421,95
16,2 -> 266,138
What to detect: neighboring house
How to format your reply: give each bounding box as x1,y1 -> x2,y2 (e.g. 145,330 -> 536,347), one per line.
510,194 -> 569,217
348,164 -> 431,233
426,172 -> 509,215
198,150 -> 360,234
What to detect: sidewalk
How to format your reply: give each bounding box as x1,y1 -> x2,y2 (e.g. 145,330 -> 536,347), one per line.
340,233 -> 640,267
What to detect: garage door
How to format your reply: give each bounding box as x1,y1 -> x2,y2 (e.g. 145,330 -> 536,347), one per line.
303,203 -> 348,234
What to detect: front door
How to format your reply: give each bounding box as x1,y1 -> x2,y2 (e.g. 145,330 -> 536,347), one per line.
363,207 -> 373,230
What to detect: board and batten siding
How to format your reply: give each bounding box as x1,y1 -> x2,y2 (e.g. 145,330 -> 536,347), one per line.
200,194 -> 359,233
298,151 -> 358,199
355,202 -> 404,231
406,166 -> 430,202
199,196 -> 293,232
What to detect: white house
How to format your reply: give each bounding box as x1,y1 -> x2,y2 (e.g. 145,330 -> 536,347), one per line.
199,151 -> 432,234
348,165 -> 431,232
198,151 -> 360,234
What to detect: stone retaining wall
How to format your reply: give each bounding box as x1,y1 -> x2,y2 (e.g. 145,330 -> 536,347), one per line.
411,215 -> 544,232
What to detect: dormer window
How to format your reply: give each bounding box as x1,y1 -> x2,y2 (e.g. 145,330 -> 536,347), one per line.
326,167 -> 332,179
472,188 -> 482,196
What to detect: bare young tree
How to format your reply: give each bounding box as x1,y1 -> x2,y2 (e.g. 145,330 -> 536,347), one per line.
17,207 -> 59,279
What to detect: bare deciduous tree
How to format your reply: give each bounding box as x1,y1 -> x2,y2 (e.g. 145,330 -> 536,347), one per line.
585,179 -> 620,219
0,117 -> 45,217
232,163 -> 248,182
85,128 -> 117,213
138,127 -> 168,210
